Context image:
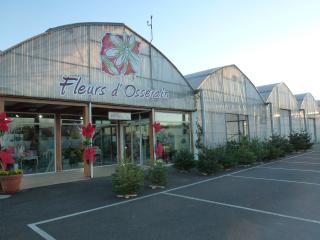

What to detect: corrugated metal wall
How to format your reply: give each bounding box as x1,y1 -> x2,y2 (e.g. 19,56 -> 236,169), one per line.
0,23 -> 194,111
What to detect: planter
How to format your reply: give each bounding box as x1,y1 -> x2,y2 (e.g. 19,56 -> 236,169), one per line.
116,193 -> 138,199
0,174 -> 22,194
149,185 -> 165,190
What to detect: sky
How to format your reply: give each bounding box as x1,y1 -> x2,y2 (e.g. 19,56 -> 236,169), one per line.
1,0 -> 320,99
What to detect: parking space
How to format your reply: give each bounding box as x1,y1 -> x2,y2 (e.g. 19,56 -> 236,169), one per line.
38,193 -> 320,240
26,149 -> 320,240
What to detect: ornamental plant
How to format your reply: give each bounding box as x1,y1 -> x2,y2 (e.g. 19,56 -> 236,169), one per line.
81,123 -> 96,164
289,132 -> 313,151
0,112 -> 19,173
173,149 -> 195,172
197,148 -> 223,175
147,160 -> 168,187
112,161 -> 145,197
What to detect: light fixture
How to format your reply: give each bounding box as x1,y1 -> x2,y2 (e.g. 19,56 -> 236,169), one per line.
15,114 -> 19,118
80,116 -> 83,120
39,114 -> 43,118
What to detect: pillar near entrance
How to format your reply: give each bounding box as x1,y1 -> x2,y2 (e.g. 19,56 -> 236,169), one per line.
83,105 -> 91,177
55,113 -> 62,171
0,98 -> 4,112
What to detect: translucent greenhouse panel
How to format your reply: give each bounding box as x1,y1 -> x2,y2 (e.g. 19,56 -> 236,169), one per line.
280,109 -> 291,137
307,118 -> 316,142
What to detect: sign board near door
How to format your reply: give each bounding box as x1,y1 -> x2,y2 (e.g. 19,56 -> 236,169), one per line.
108,112 -> 131,120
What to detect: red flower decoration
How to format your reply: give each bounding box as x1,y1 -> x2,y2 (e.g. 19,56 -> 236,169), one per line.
0,149 -> 15,170
84,147 -> 96,163
0,112 -> 12,135
152,122 -> 161,133
81,123 -> 96,139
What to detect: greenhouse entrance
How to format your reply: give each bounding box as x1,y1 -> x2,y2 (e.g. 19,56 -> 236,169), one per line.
121,119 -> 150,165
92,109 -> 151,167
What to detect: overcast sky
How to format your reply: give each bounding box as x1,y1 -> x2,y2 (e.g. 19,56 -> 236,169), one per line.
1,0 -> 320,99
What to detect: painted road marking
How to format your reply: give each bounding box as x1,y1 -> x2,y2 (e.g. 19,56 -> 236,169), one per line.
163,192 -> 320,225
27,151 -> 313,239
258,166 -> 320,173
229,175 -> 320,187
280,161 -> 320,165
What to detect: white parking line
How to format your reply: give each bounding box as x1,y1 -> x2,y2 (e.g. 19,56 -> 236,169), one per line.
280,161 -> 320,165
293,156 -> 320,159
229,175 -> 320,187
27,151 -> 313,239
163,192 -> 320,225
258,166 -> 320,173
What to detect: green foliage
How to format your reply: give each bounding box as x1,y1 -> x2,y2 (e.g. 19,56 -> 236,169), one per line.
0,169 -> 23,176
289,132 -> 313,151
248,139 -> 268,162
63,147 -> 82,165
268,135 -> 293,156
213,146 -> 238,169
173,149 -> 195,171
112,161 -> 145,196
197,148 -> 223,175
147,160 -> 168,187
233,147 -> 257,165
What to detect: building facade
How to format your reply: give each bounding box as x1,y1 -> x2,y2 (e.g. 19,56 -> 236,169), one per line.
185,65 -> 268,147
257,83 -> 300,138
0,23 -> 195,178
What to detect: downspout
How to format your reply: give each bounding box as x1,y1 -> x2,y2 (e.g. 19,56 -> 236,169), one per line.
199,89 -> 206,146
268,102 -> 274,136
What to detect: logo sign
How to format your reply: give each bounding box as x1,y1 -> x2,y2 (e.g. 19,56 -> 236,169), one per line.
100,32 -> 140,76
59,76 -> 169,99
108,112 -> 131,120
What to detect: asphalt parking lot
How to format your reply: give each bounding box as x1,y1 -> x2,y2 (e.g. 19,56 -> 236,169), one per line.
2,147 -> 320,240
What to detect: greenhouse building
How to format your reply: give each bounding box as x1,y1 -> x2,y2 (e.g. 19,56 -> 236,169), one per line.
257,82 -> 300,138
295,93 -> 320,143
185,65 -> 268,147
0,22 -> 195,187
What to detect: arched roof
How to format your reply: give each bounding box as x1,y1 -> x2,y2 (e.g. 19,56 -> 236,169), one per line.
257,82 -> 295,102
0,22 -> 193,90
185,64 -> 265,102
257,82 -> 298,111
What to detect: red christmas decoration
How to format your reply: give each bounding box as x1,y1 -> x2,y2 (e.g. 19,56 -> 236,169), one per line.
0,112 -> 12,136
84,147 -> 96,163
0,148 -> 14,170
152,122 -> 161,133
81,123 -> 96,139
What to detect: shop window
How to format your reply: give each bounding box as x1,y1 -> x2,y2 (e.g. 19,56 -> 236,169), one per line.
155,112 -> 191,163
61,118 -> 83,170
8,113 -> 55,174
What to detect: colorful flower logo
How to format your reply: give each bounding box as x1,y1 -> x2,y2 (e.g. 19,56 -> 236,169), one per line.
100,32 -> 141,76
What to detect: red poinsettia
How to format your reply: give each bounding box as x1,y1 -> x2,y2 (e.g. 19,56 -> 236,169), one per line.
81,123 -> 96,139
0,148 -> 15,170
84,147 -> 96,163
152,122 -> 161,133
0,112 -> 12,136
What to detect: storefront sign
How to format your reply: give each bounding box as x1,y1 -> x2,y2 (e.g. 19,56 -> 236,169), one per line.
59,76 -> 169,99
108,112 -> 131,120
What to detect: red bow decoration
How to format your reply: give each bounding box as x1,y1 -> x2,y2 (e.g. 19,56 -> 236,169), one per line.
81,123 -> 96,139
84,147 -> 96,163
152,122 -> 161,133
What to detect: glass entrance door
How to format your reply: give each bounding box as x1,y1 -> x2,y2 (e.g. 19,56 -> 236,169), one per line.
93,125 -> 117,165
122,120 -> 150,165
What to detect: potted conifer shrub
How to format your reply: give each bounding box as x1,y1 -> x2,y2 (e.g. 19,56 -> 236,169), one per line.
147,160 -> 168,189
112,160 -> 144,198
